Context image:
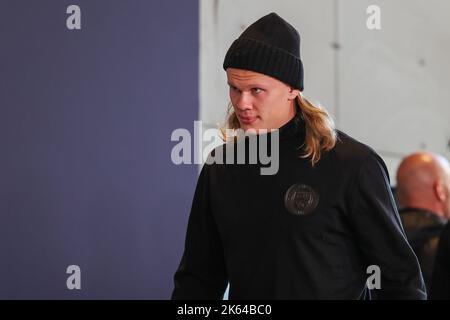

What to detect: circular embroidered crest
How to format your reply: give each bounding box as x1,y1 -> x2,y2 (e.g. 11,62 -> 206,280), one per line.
284,183 -> 319,216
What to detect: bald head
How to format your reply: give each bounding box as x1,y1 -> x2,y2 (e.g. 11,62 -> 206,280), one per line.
396,152 -> 450,218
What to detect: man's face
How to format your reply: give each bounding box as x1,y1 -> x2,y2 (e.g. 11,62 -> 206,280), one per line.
226,68 -> 299,131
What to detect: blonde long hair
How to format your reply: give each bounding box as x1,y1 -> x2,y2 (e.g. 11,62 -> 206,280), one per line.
221,93 -> 337,166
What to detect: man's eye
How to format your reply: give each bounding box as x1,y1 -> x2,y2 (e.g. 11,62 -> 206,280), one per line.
252,88 -> 263,94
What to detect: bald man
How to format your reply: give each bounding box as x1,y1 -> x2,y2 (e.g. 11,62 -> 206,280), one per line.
396,152 -> 450,293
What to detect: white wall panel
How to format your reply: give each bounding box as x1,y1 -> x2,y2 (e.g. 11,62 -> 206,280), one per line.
339,0 -> 450,182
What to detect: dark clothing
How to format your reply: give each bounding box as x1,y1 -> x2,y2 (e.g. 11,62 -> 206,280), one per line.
430,222 -> 450,299
399,207 -> 445,292
172,111 -> 426,299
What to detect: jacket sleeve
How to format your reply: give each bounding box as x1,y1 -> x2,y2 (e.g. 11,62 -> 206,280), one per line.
171,164 -> 228,299
348,152 -> 427,299
430,223 -> 450,299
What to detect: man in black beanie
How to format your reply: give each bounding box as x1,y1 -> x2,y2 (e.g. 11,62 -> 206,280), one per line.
172,12 -> 426,299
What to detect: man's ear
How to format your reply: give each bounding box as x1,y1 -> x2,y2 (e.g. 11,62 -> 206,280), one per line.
288,88 -> 300,100
435,180 -> 446,203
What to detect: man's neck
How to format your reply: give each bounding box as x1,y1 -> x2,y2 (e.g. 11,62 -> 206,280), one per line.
400,202 -> 445,219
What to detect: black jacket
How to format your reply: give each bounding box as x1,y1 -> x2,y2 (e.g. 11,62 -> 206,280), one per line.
172,112 -> 426,299
430,221 -> 450,299
399,207 -> 445,292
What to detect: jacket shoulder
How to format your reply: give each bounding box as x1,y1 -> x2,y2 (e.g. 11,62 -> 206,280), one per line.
326,130 -> 389,177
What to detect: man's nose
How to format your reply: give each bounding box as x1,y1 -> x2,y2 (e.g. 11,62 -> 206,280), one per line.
235,92 -> 253,111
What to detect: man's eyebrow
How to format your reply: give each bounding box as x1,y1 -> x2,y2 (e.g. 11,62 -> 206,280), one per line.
227,82 -> 267,88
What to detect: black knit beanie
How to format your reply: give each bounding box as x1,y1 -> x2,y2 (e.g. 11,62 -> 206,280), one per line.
223,12 -> 304,91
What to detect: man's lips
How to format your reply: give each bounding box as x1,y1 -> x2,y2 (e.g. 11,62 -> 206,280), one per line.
238,115 -> 258,125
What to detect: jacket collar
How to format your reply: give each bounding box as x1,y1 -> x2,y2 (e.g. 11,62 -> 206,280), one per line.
277,102 -> 305,145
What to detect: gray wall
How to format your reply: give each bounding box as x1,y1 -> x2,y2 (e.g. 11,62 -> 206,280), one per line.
0,0 -> 198,299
